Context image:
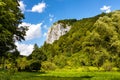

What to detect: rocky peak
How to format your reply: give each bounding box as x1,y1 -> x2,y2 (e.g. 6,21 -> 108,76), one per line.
46,23 -> 71,44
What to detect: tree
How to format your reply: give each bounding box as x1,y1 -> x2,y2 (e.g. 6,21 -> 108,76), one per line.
0,0 -> 27,56
30,48 -> 47,62
16,57 -> 29,71
27,46 -> 47,71
28,44 -> 47,61
33,43 -> 39,50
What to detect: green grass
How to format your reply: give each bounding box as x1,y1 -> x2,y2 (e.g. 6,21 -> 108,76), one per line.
0,70 -> 120,80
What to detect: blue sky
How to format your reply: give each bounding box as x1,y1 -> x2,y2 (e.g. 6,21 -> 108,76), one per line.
16,0 -> 120,56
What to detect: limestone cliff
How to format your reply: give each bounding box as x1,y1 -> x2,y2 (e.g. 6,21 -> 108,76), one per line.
46,23 -> 71,44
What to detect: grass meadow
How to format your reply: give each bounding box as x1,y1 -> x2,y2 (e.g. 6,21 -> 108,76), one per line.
0,69 -> 120,80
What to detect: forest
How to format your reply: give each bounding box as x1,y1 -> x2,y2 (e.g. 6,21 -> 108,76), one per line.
39,10 -> 120,71
0,0 -> 120,80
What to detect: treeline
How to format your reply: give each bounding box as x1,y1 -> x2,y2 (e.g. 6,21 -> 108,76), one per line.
11,10 -> 120,72
39,10 -> 120,71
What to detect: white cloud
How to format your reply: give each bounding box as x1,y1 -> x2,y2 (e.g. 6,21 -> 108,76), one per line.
19,22 -> 42,40
100,5 -> 111,13
15,42 -> 34,56
49,14 -> 54,22
29,2 -> 46,13
105,9 -> 111,13
18,1 -> 26,12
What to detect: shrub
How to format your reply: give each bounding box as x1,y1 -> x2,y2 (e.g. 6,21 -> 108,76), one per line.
41,61 -> 57,71
25,61 -> 41,72
102,60 -> 113,71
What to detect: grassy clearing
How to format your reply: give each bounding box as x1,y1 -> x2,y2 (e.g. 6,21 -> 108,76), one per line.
38,71 -> 120,80
0,70 -> 120,80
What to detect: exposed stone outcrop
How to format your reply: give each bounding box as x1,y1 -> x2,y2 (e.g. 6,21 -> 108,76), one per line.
46,23 -> 71,44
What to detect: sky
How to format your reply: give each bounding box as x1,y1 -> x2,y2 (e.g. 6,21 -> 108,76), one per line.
16,0 -> 120,56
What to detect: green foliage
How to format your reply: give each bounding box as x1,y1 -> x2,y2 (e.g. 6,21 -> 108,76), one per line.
0,70 -> 12,80
67,52 -> 85,67
0,0 -> 27,68
0,0 -> 27,52
25,60 -> 41,72
17,56 -> 42,72
57,19 -> 77,27
16,57 -> 29,71
21,44 -> 48,72
39,10 -> 120,70
102,60 -> 114,71
0,51 -> 20,70
53,55 -> 67,68
28,44 -> 47,62
41,61 -> 57,71
28,48 -> 47,61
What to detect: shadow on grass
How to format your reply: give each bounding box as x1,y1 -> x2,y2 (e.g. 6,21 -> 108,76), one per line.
80,75 -> 93,78
32,75 -> 94,80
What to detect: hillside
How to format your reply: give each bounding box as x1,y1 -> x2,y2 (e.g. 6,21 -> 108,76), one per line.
31,10 -> 120,71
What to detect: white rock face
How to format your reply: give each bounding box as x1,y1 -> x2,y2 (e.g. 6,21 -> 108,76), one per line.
46,23 -> 71,44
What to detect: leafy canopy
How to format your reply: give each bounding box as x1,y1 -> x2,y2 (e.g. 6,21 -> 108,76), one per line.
0,0 -> 27,55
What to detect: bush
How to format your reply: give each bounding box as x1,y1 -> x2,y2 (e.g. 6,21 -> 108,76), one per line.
41,61 -> 57,71
25,61 -> 41,72
102,61 -> 113,71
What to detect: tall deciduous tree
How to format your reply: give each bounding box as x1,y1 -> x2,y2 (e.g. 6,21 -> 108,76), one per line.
0,0 -> 27,56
